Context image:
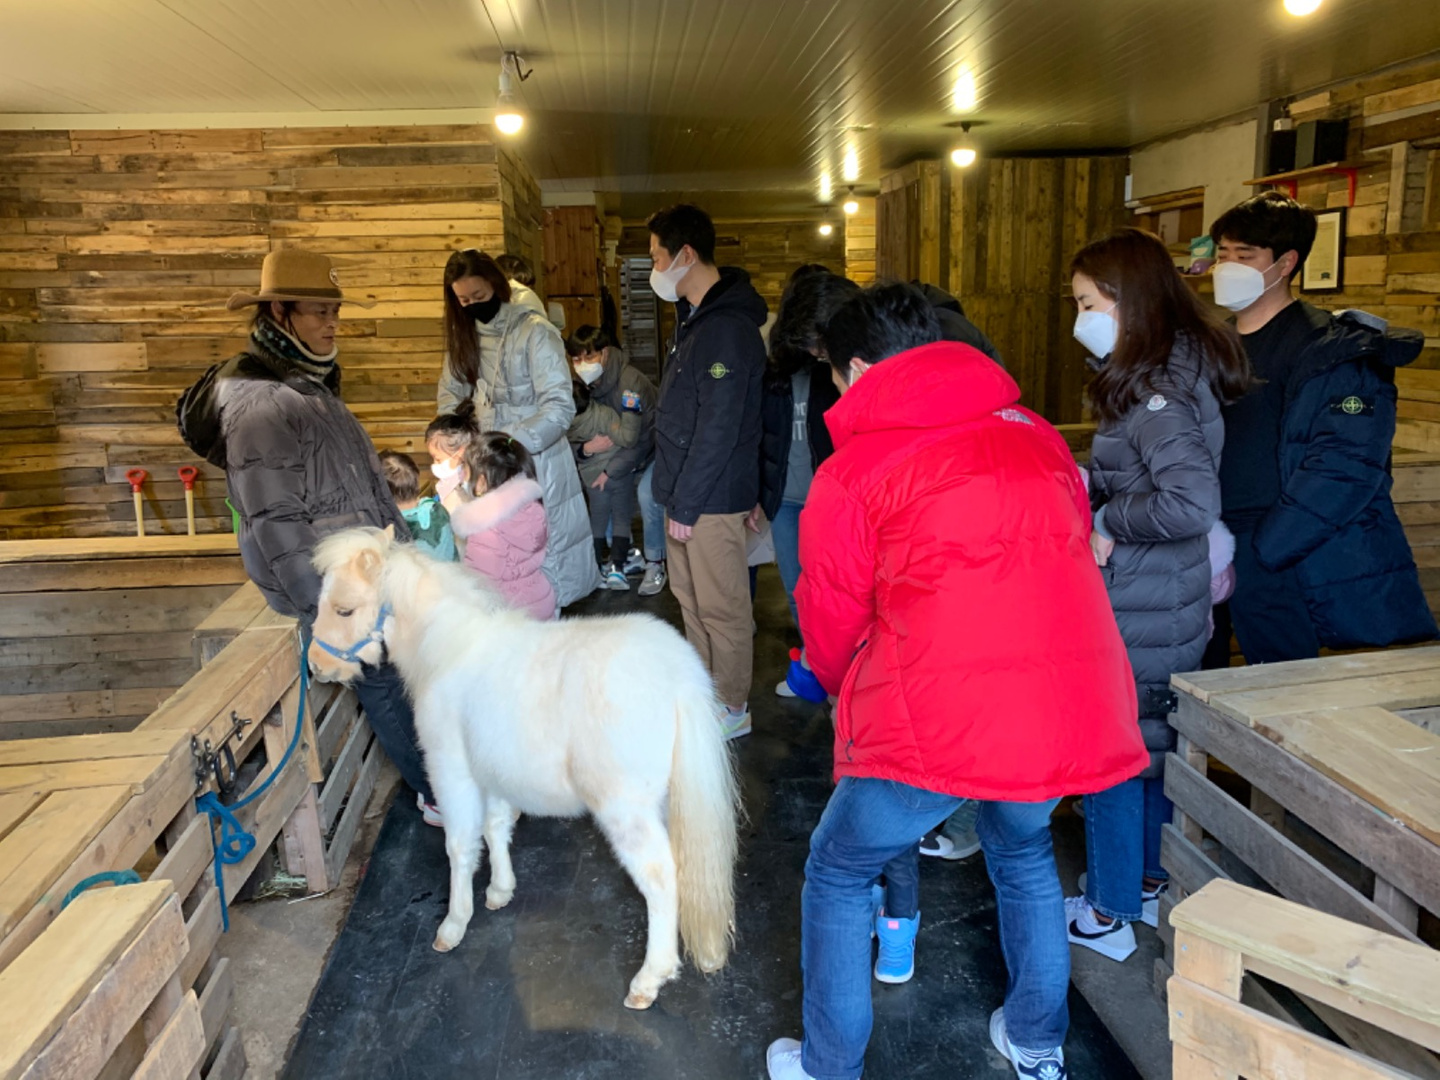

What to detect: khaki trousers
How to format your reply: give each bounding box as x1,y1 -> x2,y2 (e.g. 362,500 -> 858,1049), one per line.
666,511 -> 753,707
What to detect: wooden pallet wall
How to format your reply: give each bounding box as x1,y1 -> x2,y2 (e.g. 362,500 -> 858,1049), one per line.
844,197 -> 877,286
948,155 -> 1130,424
0,124 -> 539,539
1279,59 -> 1440,454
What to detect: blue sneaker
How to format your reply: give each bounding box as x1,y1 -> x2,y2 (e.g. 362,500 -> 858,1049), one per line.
990,1007 -> 1067,1079
873,909 -> 919,984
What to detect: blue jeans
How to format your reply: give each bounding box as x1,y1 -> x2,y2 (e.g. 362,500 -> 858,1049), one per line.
636,459 -> 667,564
800,777 -> 1068,1079
771,499 -> 804,633
1082,776 -> 1170,923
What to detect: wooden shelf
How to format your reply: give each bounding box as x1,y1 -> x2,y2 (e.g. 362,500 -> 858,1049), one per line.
1245,159 -> 1379,206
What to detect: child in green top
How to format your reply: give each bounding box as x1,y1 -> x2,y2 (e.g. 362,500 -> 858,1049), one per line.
379,449 -> 456,562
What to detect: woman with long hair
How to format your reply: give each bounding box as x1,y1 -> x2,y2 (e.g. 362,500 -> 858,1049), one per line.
752,267 -> 859,687
436,248 -> 596,607
1066,227 -> 1251,962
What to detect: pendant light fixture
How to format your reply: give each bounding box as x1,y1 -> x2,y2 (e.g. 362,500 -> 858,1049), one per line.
494,51 -> 531,136
818,221 -> 835,237
843,187 -> 860,216
950,122 -> 978,169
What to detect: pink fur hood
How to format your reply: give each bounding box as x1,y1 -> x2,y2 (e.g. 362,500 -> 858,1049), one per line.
449,476 -> 544,539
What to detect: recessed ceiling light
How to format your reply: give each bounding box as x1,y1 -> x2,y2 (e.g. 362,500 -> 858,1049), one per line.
1283,0 -> 1322,13
842,147 -> 860,184
819,173 -> 833,202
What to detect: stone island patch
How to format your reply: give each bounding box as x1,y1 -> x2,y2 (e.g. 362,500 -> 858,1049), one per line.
709,363 -> 731,379
1331,395 -> 1374,416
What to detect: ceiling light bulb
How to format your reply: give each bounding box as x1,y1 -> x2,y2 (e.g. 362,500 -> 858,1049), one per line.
951,146 -> 977,168
843,198 -> 860,216
842,147 -> 860,184
495,98 -> 524,135
818,223 -> 834,237
1283,0 -> 1322,13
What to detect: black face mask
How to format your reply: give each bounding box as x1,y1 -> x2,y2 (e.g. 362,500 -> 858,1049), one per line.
464,296 -> 503,324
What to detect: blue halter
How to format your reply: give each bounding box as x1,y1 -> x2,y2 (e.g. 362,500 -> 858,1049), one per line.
313,603 -> 392,664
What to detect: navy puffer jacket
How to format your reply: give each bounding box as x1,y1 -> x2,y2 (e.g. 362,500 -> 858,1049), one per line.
1090,339 -> 1222,776
1250,306 -> 1436,648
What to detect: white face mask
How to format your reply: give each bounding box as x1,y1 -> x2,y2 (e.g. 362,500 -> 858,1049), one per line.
430,457 -> 461,480
575,360 -> 604,385
1073,306 -> 1118,360
1212,260 -> 1284,312
649,252 -> 692,303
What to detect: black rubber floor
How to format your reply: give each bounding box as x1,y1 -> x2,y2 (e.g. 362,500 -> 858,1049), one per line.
283,568 -> 1140,1079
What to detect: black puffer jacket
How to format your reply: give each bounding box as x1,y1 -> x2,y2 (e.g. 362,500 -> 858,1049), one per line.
176,342 -> 408,620
1248,306 -> 1436,648
653,267 -> 768,526
1090,340 -> 1222,776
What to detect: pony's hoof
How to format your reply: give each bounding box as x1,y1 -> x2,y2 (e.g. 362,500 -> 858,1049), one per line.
623,989 -> 656,1010
485,887 -> 514,911
434,917 -> 468,952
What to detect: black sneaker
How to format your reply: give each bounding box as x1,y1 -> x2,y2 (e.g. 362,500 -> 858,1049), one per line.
919,830 -> 959,859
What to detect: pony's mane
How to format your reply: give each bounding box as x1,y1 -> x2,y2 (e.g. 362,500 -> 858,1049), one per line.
380,539 -> 507,614
312,526 -> 389,578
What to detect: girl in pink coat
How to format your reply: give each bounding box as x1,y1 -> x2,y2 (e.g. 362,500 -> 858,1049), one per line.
437,429 -> 556,621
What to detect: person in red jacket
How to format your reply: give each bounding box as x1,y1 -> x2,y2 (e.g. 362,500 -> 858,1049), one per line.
765,284 -> 1144,1080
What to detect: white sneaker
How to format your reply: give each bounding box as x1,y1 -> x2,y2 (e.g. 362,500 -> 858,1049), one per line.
621,547 -> 646,576
602,564 -> 630,591
638,561 -> 667,597
1077,873 -> 1166,929
416,792 -> 443,828
766,1038 -> 816,1080
719,706 -> 752,741
990,1007 -> 1068,1079
775,677 -> 797,698
1065,895 -> 1137,961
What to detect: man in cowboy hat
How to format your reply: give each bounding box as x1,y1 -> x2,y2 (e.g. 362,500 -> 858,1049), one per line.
177,249 -> 441,824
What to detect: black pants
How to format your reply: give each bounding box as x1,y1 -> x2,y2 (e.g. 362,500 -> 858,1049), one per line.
352,660 -> 433,804
1229,530 -> 1321,664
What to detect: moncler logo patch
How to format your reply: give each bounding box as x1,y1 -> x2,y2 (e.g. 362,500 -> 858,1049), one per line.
1147,394 -> 1167,412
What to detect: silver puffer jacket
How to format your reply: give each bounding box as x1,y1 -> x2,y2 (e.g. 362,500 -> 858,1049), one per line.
438,303 -> 598,607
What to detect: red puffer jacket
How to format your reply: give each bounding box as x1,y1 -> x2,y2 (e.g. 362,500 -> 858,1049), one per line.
796,342 -> 1145,802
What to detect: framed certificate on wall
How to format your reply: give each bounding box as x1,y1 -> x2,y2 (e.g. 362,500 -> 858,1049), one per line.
1303,207 -> 1346,292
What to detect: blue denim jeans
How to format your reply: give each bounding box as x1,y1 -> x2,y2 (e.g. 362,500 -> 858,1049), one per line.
770,499 -> 804,633
800,777 -> 1068,1079
1082,776 -> 1170,923
636,459 -> 667,564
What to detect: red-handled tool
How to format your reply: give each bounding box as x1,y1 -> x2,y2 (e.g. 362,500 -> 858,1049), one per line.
177,465 -> 199,536
125,468 -> 148,537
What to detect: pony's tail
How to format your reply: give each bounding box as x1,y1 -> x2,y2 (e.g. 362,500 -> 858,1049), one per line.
670,680 -> 739,973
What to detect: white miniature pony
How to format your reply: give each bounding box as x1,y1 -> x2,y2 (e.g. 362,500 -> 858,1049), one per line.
307,527 -> 739,1010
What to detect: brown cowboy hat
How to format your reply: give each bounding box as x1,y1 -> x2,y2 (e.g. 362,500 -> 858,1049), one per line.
226,249 -> 376,310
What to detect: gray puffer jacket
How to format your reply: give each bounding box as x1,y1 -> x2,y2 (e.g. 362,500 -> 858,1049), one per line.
1090,339 -> 1222,776
437,303 -> 598,607
177,343 -> 409,621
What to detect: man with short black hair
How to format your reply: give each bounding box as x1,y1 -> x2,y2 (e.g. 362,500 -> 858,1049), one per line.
1210,192 -> 1435,662
765,282 -> 1144,1080
647,204 -> 767,738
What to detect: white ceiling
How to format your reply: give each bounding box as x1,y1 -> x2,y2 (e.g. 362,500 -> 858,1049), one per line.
3,0 -> 1439,216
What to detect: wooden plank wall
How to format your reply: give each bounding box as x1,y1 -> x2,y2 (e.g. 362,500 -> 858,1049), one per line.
844,197 -> 877,285
1281,58 -> 1440,453
0,124 -> 539,539
543,205 -> 602,336
949,155 -> 1129,423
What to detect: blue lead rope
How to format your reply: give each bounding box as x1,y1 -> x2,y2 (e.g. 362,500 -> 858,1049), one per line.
197,633 -> 310,931
60,869 -> 143,910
